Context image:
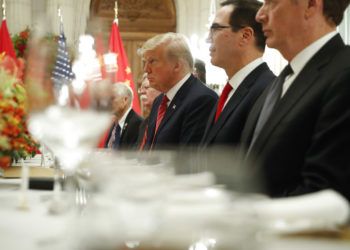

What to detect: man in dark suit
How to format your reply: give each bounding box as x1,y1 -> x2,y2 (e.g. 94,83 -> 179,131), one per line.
200,0 -> 275,148
241,0 -> 350,200
105,83 -> 143,150
139,32 -> 218,150
136,73 -> 161,149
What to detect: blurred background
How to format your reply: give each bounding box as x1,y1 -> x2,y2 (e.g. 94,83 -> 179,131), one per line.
2,0 -> 349,95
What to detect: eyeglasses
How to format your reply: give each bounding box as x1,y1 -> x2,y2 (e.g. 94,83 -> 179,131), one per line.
209,23 -> 231,34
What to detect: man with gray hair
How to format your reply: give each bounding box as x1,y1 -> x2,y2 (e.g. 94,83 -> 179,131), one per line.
105,83 -> 143,150
139,32 -> 218,150
242,0 -> 350,200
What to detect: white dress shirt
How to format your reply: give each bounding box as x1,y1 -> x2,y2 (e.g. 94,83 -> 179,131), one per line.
118,107 -> 132,134
165,73 -> 191,107
282,31 -> 338,97
224,58 -> 264,108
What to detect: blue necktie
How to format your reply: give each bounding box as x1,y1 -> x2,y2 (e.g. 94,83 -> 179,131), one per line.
112,124 -> 121,149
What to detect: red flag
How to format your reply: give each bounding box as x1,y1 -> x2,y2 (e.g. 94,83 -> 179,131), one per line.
109,20 -> 141,114
0,20 -> 17,60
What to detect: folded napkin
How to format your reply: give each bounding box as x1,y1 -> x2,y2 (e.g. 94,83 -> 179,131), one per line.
253,189 -> 350,233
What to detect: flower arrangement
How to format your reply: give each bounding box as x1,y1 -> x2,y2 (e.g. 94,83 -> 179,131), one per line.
12,27 -> 30,58
12,27 -> 60,59
0,53 -> 40,169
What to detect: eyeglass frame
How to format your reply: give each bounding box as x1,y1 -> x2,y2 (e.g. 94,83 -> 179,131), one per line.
209,23 -> 232,35
207,23 -> 248,42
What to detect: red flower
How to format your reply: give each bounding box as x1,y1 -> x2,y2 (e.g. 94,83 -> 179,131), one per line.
0,156 -> 12,169
20,30 -> 29,40
0,55 -> 25,80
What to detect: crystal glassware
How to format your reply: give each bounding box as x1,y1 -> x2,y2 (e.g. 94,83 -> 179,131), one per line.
25,29 -> 116,212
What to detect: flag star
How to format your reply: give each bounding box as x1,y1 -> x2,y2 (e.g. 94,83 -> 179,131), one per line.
125,67 -> 131,74
124,80 -> 130,85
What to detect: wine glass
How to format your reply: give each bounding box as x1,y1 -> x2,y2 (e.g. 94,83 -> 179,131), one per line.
24,29 -> 115,213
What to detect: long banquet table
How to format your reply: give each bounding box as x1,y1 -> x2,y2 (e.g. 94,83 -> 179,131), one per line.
1,165 -> 350,250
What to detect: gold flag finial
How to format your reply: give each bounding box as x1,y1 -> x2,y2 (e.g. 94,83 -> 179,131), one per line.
114,1 -> 118,20
2,0 -> 6,20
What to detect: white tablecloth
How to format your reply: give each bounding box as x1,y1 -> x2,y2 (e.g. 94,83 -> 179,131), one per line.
0,189 -> 71,250
1,179 -> 350,250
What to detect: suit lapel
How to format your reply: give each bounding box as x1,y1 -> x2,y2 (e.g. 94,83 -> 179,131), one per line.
241,89 -> 267,146
104,123 -> 115,147
202,105 -> 217,142
120,110 -> 133,143
155,76 -> 194,135
206,86 -> 249,143
146,95 -> 162,146
205,63 -> 270,144
251,35 -> 345,154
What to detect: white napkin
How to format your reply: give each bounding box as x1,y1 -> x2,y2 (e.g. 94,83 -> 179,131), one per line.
253,189 -> 350,233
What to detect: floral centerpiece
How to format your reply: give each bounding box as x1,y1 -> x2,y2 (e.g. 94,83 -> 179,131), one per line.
0,53 -> 39,169
12,28 -> 59,59
12,27 -> 30,58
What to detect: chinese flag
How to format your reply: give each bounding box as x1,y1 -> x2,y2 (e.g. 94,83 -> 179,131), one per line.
109,20 -> 141,114
0,20 -> 17,60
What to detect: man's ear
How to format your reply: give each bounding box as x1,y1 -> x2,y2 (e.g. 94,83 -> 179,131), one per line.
173,59 -> 182,72
123,96 -> 129,106
305,0 -> 320,19
240,27 -> 254,45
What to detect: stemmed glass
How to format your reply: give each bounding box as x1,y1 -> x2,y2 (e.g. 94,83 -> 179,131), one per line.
24,30 -> 116,212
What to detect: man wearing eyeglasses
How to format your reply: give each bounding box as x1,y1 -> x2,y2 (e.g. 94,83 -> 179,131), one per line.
200,0 -> 275,148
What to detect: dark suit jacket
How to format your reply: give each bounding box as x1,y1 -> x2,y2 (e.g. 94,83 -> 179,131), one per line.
105,109 -> 143,150
200,63 -> 275,147
144,74 -> 218,149
241,34 -> 350,200
136,117 -> 149,148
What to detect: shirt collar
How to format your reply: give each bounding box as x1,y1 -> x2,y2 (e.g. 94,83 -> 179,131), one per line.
166,73 -> 191,102
290,31 -> 337,75
118,107 -> 131,129
228,58 -> 264,90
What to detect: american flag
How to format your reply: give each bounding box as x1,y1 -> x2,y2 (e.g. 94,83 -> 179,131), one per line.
51,23 -> 74,90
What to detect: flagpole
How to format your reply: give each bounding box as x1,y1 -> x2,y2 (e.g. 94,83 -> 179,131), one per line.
57,5 -> 64,33
2,0 -> 6,20
114,1 -> 119,24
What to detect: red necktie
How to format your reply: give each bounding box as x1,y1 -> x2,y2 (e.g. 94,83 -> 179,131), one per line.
155,95 -> 169,134
215,83 -> 233,122
139,125 -> 148,150
150,95 -> 169,149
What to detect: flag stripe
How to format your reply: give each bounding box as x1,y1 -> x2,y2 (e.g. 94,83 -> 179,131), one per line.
51,31 -> 74,88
